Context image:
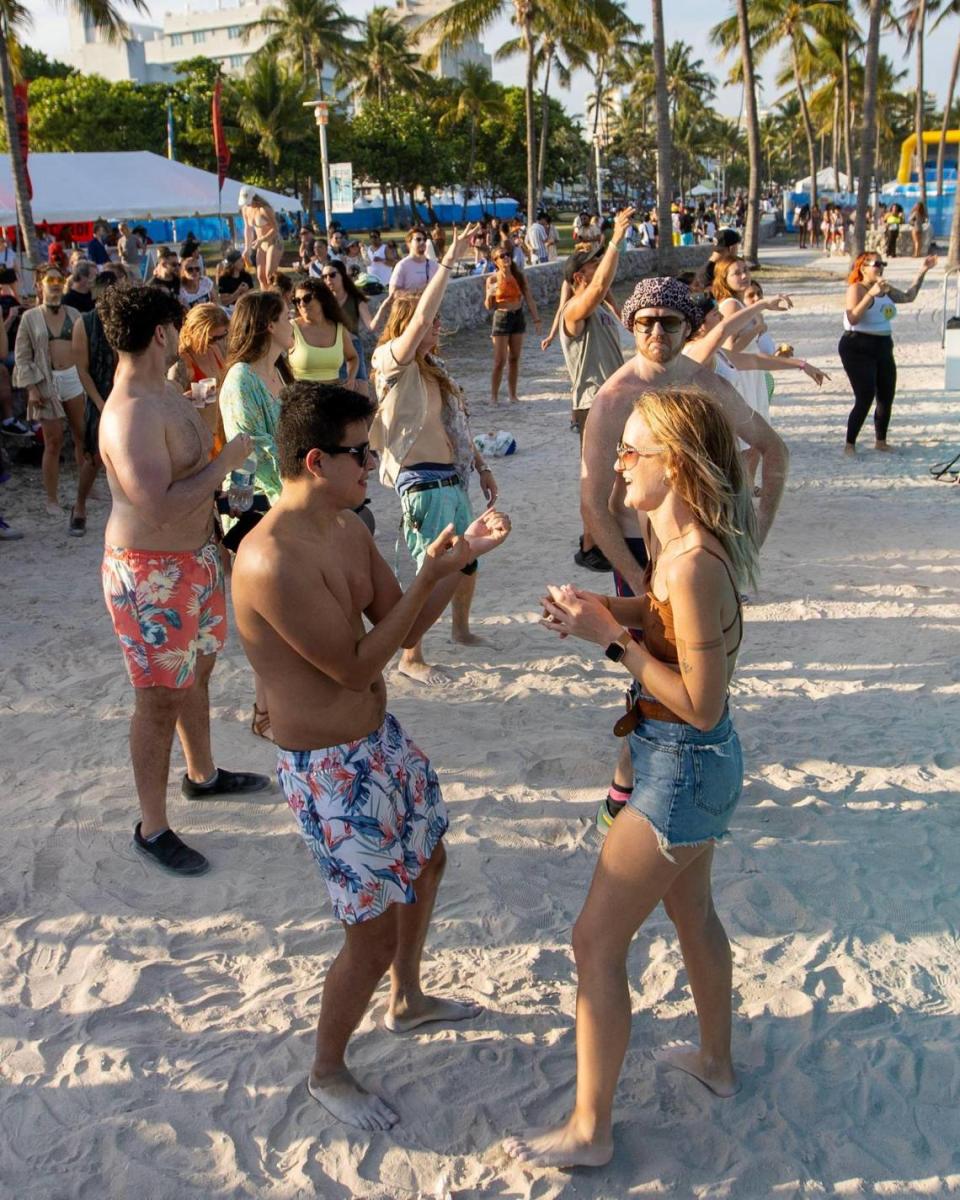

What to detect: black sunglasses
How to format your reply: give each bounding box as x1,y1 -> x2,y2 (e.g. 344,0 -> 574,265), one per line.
869,260 -> 886,270
294,295 -> 313,305
317,441 -> 373,467
634,314 -> 686,333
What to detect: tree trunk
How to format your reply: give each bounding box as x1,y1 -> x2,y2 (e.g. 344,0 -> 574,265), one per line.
589,58 -> 606,214
915,0 -> 928,207
0,34 -> 40,268
463,121 -> 477,222
793,42 -> 819,212
519,4 -> 538,228
936,33 -> 960,199
853,0 -> 882,256
379,179 -> 389,227
832,87 -> 841,194
537,48 -> 553,203
736,0 -> 762,266
842,35 -> 853,190
651,0 -> 673,274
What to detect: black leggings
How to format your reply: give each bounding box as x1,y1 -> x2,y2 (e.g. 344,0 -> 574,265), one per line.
838,331 -> 896,445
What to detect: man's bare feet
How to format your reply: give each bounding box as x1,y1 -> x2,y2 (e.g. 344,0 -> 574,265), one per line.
385,995 -> 482,1034
874,440 -> 894,452
843,444 -> 856,457
451,630 -> 490,647
307,1068 -> 399,1130
508,393 -> 520,404
653,1040 -> 740,1097
503,1121 -> 614,1169
397,659 -> 451,686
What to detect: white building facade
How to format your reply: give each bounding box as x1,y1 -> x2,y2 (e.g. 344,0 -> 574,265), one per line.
393,0 -> 492,79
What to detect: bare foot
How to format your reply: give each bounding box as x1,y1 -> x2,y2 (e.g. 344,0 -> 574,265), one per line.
653,1040 -> 740,1097
44,500 -> 62,517
451,630 -> 490,647
503,1121 -> 613,1169
397,660 -> 451,686
385,995 -> 482,1034
307,1068 -> 399,1131
507,393 -> 520,404
874,440 -> 894,452
843,444 -> 856,457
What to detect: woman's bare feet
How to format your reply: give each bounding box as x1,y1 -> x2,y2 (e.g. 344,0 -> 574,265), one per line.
384,994 -> 482,1034
503,1120 -> 614,1169
451,629 -> 490,647
653,1040 -> 740,1097
397,658 -> 451,686
843,444 -> 856,457
507,393 -> 520,404
307,1068 -> 399,1130
874,440 -> 894,452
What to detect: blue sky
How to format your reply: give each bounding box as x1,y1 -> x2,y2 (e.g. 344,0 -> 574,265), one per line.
25,0 -> 957,126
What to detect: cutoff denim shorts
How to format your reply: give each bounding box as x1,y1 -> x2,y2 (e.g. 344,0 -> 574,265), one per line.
627,707 -> 743,860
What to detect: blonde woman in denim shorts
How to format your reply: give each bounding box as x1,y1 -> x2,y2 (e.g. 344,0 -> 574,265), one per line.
506,386 -> 759,1170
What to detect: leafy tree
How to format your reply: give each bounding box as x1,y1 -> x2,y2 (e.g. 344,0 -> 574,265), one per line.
18,74 -> 167,153
19,46 -> 74,79
344,6 -> 427,105
437,63 -> 507,218
244,0 -> 356,97
227,53 -> 312,186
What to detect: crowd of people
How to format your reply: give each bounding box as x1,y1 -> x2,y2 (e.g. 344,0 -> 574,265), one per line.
793,198 -> 932,259
0,196 -> 941,1172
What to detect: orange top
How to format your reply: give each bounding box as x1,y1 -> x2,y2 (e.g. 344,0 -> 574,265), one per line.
639,546 -> 743,665
494,272 -> 523,305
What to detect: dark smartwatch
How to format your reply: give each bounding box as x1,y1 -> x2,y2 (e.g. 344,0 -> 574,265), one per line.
604,630 -> 632,662
461,559 -> 478,576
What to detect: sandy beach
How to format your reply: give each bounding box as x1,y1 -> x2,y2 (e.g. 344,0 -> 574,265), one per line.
2,246 -> 959,1199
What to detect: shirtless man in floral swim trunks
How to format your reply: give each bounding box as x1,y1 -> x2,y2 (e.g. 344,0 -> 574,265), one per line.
231,380 -> 511,1131
97,285 -> 271,877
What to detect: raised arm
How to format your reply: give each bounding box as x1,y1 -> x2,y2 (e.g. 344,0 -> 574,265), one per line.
390,224 -> 480,365
685,295 -> 793,366
885,254 -> 937,304
561,207 -> 635,337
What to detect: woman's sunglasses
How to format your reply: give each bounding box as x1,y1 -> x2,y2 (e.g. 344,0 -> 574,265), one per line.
868,260 -> 886,270
616,441 -> 663,468
294,295 -> 313,306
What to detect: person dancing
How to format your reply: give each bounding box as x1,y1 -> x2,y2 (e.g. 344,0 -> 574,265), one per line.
839,252 -> 937,455
506,386 -> 757,1169
238,186 -> 282,289
485,244 -> 541,404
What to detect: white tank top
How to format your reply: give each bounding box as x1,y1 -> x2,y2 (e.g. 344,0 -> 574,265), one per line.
843,292 -> 897,335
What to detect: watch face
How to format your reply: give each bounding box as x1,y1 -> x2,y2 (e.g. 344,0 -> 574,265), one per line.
605,641 -> 626,663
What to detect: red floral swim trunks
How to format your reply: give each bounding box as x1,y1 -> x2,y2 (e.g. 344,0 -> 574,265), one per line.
102,538 -> 226,689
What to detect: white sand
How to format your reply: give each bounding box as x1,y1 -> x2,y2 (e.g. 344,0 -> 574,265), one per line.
2,248 -> 959,1199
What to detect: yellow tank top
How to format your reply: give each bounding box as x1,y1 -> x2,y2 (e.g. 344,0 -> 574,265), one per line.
288,320 -> 344,381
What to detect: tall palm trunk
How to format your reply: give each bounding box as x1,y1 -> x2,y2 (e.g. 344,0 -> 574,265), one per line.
853,0 -> 882,256
536,47 -> 554,204
832,87 -> 841,193
842,34 -> 853,189
650,0 -> 673,273
379,179 -> 389,226
936,32 -> 960,198
914,0 -> 928,207
463,119 -> 478,223
590,57 -> 606,213
792,40 -> 819,212
0,33 -> 39,267
518,1 -> 538,227
736,0 -> 761,265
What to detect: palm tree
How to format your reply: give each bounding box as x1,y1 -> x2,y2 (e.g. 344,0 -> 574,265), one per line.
421,0 -> 608,227
853,0 -> 883,255
929,0 -> 960,196
228,53 -> 310,185
650,0 -> 673,272
733,0 -> 763,265
713,0 -> 855,213
437,63 -> 507,218
1,0 -> 147,266
344,6 -> 427,105
244,0 -> 356,97
664,41 -> 716,120
902,0 -> 929,206
587,3 -> 646,211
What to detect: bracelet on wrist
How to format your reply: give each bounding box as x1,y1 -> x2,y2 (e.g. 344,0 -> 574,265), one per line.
460,559 -> 478,576
610,241 -> 623,253
439,259 -> 453,271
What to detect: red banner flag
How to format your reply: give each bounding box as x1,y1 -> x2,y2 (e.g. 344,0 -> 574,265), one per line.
13,82 -> 32,201
212,78 -> 230,192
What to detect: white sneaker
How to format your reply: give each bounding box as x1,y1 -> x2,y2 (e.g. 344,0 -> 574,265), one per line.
0,518 -> 23,540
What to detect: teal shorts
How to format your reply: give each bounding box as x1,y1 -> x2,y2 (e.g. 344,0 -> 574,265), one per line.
401,482 -> 474,570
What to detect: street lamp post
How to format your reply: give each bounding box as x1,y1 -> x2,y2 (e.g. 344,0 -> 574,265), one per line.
304,98 -> 333,233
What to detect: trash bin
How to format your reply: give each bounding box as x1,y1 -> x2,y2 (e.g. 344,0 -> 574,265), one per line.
946,317 -> 960,389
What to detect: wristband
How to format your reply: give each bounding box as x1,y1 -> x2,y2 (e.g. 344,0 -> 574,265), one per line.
461,559 -> 478,576
610,241 -> 623,253
479,465 -> 492,474
439,260 -> 453,271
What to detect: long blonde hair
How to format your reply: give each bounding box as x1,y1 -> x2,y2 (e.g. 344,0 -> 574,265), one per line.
179,303 -> 229,357
377,292 -> 455,406
636,387 -> 759,588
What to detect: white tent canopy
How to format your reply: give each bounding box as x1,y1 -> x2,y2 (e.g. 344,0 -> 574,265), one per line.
793,167 -> 855,192
0,151 -> 300,224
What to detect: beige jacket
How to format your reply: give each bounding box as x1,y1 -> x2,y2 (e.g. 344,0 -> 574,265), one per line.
13,305 -> 80,401
369,339 -> 429,488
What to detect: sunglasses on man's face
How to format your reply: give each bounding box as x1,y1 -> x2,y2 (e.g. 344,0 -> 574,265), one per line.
318,441 -> 374,467
634,314 -> 686,333
184,267 -> 200,275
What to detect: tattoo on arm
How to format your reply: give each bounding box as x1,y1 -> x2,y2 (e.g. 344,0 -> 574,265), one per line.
677,635 -> 724,674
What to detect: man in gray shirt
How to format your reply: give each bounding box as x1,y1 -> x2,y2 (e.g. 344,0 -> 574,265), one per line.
560,206 -> 633,572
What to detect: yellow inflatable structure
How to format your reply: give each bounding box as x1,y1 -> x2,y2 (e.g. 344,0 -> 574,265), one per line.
898,131 -> 960,184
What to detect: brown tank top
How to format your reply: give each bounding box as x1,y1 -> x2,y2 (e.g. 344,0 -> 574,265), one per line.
640,545 -> 743,664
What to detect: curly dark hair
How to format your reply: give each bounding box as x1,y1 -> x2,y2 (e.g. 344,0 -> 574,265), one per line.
97,284 -> 183,354
277,381 -> 374,479
293,276 -> 348,326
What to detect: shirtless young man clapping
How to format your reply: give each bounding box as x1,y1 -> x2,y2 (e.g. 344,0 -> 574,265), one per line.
231,381 -> 511,1130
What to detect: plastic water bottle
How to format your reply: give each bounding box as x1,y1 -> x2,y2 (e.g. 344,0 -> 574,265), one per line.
228,451 -> 257,513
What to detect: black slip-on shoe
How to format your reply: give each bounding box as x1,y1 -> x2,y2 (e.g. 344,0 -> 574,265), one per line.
574,545 -> 612,572
68,508 -> 86,537
181,767 -> 272,801
133,822 -> 209,875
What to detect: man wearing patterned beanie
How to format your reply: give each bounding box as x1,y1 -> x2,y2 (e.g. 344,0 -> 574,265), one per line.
580,275 -> 789,830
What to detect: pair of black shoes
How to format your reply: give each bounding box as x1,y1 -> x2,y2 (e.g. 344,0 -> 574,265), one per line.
574,537 -> 612,573
132,768 -> 271,876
